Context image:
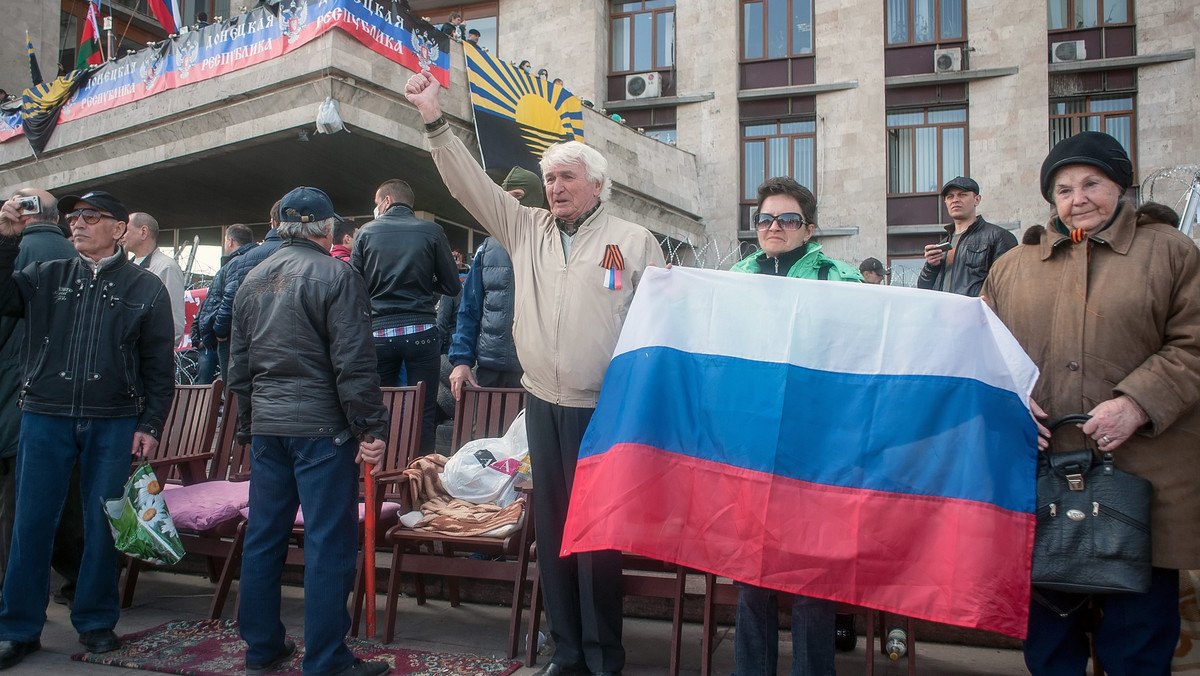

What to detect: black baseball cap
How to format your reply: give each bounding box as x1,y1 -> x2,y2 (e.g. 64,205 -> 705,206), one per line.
940,176 -> 980,196
58,190 -> 129,223
859,257 -> 888,275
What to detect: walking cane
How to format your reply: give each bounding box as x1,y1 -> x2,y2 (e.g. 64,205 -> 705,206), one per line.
363,438 -> 378,639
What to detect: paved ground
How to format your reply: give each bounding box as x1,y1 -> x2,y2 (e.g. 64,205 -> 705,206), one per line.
5,570 -> 1030,675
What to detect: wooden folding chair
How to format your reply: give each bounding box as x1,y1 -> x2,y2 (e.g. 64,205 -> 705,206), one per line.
381,385 -> 532,660
120,381 -> 226,608
349,385 -> 425,636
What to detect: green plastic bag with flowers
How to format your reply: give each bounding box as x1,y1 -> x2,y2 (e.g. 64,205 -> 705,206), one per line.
104,463 -> 185,565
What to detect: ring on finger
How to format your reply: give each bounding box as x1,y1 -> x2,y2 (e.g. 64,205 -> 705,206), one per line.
1101,435 -> 1111,444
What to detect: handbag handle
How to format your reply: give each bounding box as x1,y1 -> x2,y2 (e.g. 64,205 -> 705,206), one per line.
1043,413 -> 1115,468
1046,413 -> 1091,432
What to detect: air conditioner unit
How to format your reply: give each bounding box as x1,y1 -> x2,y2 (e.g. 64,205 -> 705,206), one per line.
1051,40 -> 1087,63
625,72 -> 661,99
933,47 -> 962,73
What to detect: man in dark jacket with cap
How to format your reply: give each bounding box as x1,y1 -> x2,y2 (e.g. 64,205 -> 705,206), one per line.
228,187 -> 389,676
0,190 -> 175,668
447,166 -> 543,399
917,176 -> 1017,297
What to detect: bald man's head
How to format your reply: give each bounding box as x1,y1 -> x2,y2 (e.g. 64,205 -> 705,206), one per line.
122,212 -> 161,256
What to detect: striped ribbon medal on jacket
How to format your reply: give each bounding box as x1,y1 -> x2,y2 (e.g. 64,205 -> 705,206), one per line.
600,244 -> 625,290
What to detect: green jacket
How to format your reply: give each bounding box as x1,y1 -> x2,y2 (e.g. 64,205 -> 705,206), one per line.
729,241 -> 863,282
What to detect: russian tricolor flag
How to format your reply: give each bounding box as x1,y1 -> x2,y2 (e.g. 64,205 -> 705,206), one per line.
562,267 -> 1040,637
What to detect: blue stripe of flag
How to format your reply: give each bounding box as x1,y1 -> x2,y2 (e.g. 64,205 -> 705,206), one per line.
582,347 -> 1037,514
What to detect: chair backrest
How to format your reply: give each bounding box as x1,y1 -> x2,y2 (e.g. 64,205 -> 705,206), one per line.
143,381 -> 224,484
451,385 -> 528,451
210,389 -> 253,482
370,384 -> 424,503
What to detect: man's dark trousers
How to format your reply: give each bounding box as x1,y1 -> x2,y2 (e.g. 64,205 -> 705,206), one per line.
0,413 -> 136,641
475,367 -> 523,389
374,328 -> 439,453
525,396 -> 624,672
1024,566 -> 1179,675
239,435 -> 358,675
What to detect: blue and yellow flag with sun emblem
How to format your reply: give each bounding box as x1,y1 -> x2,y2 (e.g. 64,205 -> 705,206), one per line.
464,43 -> 583,175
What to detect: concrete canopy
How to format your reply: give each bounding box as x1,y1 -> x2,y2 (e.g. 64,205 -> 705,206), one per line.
0,29 -> 706,260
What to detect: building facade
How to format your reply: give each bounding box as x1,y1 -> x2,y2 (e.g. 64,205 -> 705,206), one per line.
1,1 -> 1197,281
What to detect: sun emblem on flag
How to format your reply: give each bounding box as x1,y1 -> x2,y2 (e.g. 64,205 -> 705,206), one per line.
410,30 -> 440,72
281,1 -> 308,43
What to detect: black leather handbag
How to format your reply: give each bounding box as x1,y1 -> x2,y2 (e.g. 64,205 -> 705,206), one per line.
1032,414 -> 1153,595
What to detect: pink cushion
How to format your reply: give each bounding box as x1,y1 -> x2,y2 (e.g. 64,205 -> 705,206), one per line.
162,480 -> 251,532
239,501 -> 404,526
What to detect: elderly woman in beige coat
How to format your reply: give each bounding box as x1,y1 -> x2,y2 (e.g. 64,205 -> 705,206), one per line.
983,131 -> 1200,675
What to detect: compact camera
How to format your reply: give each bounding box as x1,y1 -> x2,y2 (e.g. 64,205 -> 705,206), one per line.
15,195 -> 40,216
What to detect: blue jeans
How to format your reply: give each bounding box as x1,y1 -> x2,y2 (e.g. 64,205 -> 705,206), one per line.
374,329 -> 439,453
734,584 -> 836,676
1024,567 -> 1180,676
0,413 -> 136,641
217,341 -> 231,383
195,345 -> 218,385
238,435 -> 358,676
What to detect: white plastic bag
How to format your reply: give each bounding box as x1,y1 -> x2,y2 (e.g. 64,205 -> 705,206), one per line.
442,410 -> 528,507
315,96 -> 344,134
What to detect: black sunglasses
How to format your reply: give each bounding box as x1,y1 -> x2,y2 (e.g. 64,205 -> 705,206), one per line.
754,212 -> 808,231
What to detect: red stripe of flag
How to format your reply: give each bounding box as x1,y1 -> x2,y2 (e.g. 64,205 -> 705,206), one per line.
146,0 -> 178,34
563,443 -> 1034,638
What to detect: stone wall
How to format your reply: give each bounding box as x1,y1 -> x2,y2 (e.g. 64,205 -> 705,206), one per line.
1136,0 -> 1200,214
966,0 -> 1050,236
811,0 -> 888,264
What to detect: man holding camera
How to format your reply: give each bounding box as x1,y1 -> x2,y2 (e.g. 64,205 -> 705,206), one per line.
917,176 -> 1016,297
0,189 -> 80,590
0,190 -> 175,669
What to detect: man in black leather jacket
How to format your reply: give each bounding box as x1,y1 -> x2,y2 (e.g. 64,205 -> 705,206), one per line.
352,179 -> 460,453
917,177 -> 1017,297
227,187 -> 389,676
0,190 -> 175,667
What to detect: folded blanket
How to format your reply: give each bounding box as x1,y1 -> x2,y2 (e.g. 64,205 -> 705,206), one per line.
403,454 -> 449,508
400,453 -> 524,538
412,495 -> 525,538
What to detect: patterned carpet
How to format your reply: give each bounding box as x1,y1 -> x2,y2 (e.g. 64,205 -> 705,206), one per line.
71,618 -> 523,676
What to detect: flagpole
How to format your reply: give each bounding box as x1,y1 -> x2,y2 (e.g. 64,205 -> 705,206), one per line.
105,0 -> 114,62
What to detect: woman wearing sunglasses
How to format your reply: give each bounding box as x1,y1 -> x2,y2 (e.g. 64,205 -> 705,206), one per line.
727,177 -> 861,676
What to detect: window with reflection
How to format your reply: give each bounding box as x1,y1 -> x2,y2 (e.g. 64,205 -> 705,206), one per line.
886,0 -> 965,46
611,1 -> 675,73
887,107 -> 967,194
1047,0 -> 1132,30
741,0 -> 813,60
1050,95 -> 1136,171
742,119 -> 816,205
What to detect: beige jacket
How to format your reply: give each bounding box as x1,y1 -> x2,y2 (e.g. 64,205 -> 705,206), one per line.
983,202 -> 1200,569
428,125 -> 665,407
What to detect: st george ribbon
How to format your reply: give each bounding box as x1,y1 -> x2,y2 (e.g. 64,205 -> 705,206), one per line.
562,266 -> 1040,638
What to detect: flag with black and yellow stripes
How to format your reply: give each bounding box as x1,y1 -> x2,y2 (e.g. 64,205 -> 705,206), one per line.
20,69 -> 89,158
464,43 -> 583,176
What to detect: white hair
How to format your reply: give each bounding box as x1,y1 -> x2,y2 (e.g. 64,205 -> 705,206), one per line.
277,216 -> 335,240
540,141 -> 612,202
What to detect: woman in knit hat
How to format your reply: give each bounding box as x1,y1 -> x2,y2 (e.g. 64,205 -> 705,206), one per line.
982,132 -> 1200,674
